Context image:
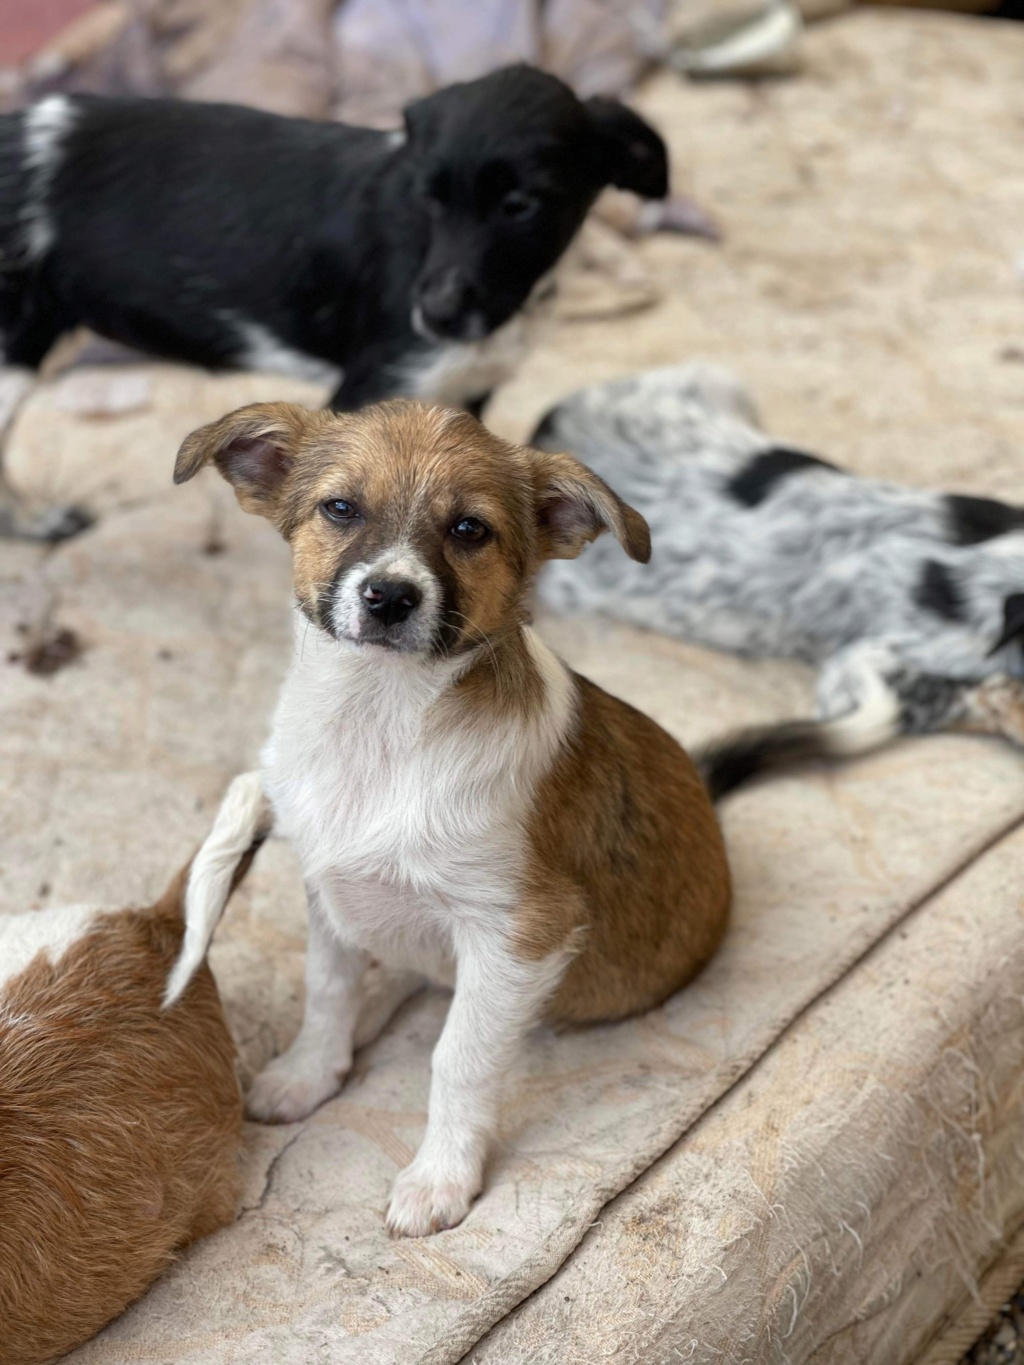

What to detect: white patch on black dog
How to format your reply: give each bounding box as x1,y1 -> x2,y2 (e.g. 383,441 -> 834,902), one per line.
402,311 -> 532,409
402,272 -> 557,409
21,94 -> 76,261
224,313 -> 342,387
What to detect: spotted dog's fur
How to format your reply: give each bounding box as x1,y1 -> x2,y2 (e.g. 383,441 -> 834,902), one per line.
533,365 -> 1024,791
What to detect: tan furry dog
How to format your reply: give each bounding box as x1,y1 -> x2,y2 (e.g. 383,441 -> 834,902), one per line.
169,400 -> 730,1237
0,775 -> 267,1365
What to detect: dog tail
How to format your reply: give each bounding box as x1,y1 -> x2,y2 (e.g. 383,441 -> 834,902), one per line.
162,771 -> 272,1008
696,672 -> 900,801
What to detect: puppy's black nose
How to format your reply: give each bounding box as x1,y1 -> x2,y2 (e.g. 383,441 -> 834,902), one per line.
416,267 -> 483,337
362,579 -> 422,627
419,267 -> 467,320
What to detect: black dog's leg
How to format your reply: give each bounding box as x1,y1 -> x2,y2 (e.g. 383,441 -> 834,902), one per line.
327,377 -> 360,413
0,367 -> 92,541
328,339 -> 420,413
464,391 -> 493,422
3,313 -> 65,369
0,482 -> 93,542
0,269 -> 70,369
0,283 -> 93,542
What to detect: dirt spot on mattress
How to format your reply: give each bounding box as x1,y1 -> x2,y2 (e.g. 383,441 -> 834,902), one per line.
9,621 -> 85,676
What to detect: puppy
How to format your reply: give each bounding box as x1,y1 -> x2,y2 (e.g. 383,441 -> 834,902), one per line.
0,66 -> 666,415
533,364 -> 1024,791
0,773 -> 268,1365
168,398 -> 730,1237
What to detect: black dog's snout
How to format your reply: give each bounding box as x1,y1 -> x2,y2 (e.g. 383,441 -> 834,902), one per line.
419,267 -> 466,318
416,267 -> 479,334
362,579 -> 423,627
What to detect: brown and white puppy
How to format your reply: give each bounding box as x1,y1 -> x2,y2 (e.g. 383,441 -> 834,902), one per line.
169,401 -> 731,1238
0,774 -> 267,1365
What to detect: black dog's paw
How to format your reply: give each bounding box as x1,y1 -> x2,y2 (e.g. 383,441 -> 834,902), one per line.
0,490 -> 94,543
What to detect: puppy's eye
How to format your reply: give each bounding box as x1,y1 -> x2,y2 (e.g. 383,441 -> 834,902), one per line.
501,191 -> 539,222
450,516 -> 490,544
322,498 -> 359,523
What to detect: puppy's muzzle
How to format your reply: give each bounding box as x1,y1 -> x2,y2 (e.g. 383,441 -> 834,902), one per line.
332,555 -> 439,653
361,577 -> 423,629
413,268 -> 487,342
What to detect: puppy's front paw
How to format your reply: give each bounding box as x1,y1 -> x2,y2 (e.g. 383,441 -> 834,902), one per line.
385,1161 -> 481,1238
246,1050 -> 348,1124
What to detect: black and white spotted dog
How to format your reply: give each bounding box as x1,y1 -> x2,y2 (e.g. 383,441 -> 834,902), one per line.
532,365 -> 1024,794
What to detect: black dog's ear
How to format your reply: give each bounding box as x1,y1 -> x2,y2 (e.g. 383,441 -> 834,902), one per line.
403,89 -> 442,147
989,592 -> 1024,655
585,97 -> 668,199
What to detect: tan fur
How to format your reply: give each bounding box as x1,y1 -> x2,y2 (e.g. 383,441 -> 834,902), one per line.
174,399 -> 733,1236
0,869 -> 243,1365
177,398 -> 729,1029
520,675 -> 731,1022
175,399 -> 648,656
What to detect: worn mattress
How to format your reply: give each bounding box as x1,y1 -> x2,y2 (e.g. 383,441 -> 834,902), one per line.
1,8 -> 1023,1363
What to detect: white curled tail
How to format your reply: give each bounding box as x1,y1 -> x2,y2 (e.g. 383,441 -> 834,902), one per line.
163,771 -> 271,1008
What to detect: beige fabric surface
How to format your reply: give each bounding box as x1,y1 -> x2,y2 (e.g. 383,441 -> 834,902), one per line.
1,9 -> 1023,1363
918,1227 -> 1024,1365
470,824 -> 1024,1365
488,12 -> 1024,502
3,463 -> 1021,1365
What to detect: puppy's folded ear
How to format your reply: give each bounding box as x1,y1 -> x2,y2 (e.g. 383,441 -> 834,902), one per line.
532,449 -> 651,564
585,97 -> 668,199
174,402 -> 312,524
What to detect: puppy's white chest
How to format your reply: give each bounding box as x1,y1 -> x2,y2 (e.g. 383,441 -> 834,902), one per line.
262,644 -> 534,965
268,704 -> 518,875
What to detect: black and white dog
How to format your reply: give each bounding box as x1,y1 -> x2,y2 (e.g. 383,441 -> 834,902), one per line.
533,365 -> 1024,792
0,65 -> 666,415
